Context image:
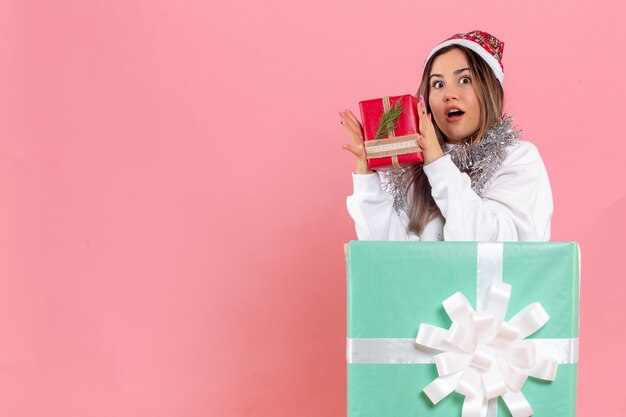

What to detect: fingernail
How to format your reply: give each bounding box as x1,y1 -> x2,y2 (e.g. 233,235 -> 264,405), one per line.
419,95 -> 425,106
428,114 -> 432,120
339,111 -> 343,117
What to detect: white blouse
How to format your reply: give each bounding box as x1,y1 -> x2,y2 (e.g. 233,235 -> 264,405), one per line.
346,141 -> 553,241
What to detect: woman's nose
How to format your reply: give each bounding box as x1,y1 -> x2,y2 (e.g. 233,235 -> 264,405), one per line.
443,86 -> 459,101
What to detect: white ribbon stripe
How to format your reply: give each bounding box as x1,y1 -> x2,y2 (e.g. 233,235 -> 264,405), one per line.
365,139 -> 419,155
347,338 -> 578,365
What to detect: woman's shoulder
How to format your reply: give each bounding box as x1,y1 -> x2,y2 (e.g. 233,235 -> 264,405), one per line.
507,139 -> 540,153
504,140 -> 544,165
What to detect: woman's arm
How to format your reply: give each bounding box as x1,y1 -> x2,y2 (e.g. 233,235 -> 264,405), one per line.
423,141 -> 553,241
341,109 -> 417,241
346,172 -> 415,241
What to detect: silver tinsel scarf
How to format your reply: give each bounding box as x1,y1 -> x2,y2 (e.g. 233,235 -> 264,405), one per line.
380,115 -> 521,212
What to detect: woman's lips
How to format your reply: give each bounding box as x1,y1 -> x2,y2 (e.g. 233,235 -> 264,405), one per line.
445,113 -> 464,123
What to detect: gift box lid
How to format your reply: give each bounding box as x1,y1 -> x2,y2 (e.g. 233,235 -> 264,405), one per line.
347,241 -> 580,339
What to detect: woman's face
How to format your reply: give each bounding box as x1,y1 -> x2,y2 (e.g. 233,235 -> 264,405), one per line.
428,48 -> 481,143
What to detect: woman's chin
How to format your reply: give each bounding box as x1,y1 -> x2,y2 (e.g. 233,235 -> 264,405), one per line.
442,127 -> 476,144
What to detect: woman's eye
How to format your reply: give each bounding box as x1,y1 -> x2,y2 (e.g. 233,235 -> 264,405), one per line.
432,81 -> 444,88
460,76 -> 472,84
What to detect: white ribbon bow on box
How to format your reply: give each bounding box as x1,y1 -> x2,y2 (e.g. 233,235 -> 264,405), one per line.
416,281 -> 556,417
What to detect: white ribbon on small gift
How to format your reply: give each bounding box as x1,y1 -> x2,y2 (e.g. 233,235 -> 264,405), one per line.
347,243 -> 579,417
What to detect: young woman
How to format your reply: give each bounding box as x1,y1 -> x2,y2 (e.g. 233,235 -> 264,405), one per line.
341,30 -> 553,242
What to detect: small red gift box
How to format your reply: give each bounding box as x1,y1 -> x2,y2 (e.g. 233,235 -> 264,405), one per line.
359,94 -> 423,170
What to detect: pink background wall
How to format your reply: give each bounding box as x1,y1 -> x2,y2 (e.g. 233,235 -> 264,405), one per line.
0,0 -> 623,415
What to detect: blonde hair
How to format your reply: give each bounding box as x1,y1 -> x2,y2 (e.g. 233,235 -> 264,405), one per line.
405,45 -> 504,235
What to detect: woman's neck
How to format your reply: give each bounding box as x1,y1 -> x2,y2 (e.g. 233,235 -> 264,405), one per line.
445,138 -> 463,145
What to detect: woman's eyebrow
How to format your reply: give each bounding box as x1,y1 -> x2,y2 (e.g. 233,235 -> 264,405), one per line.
429,67 -> 471,80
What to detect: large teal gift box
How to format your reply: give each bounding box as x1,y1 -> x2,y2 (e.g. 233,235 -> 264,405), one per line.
346,242 -> 579,417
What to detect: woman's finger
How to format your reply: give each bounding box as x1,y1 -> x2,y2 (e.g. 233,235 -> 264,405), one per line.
417,96 -> 438,145
341,116 -> 364,145
339,110 -> 354,129
416,133 -> 424,149
418,95 -> 427,113
343,109 -> 361,126
417,95 -> 427,118
343,143 -> 364,158
341,113 -> 358,132
343,110 -> 364,134
342,122 -> 363,145
417,95 -> 430,131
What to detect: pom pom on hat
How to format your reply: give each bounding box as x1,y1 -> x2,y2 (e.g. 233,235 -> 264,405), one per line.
425,30 -> 505,85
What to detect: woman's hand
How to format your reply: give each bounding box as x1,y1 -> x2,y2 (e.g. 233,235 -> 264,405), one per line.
417,95 -> 444,165
340,110 -> 373,175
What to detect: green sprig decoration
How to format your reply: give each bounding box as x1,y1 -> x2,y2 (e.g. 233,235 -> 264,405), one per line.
375,99 -> 404,139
